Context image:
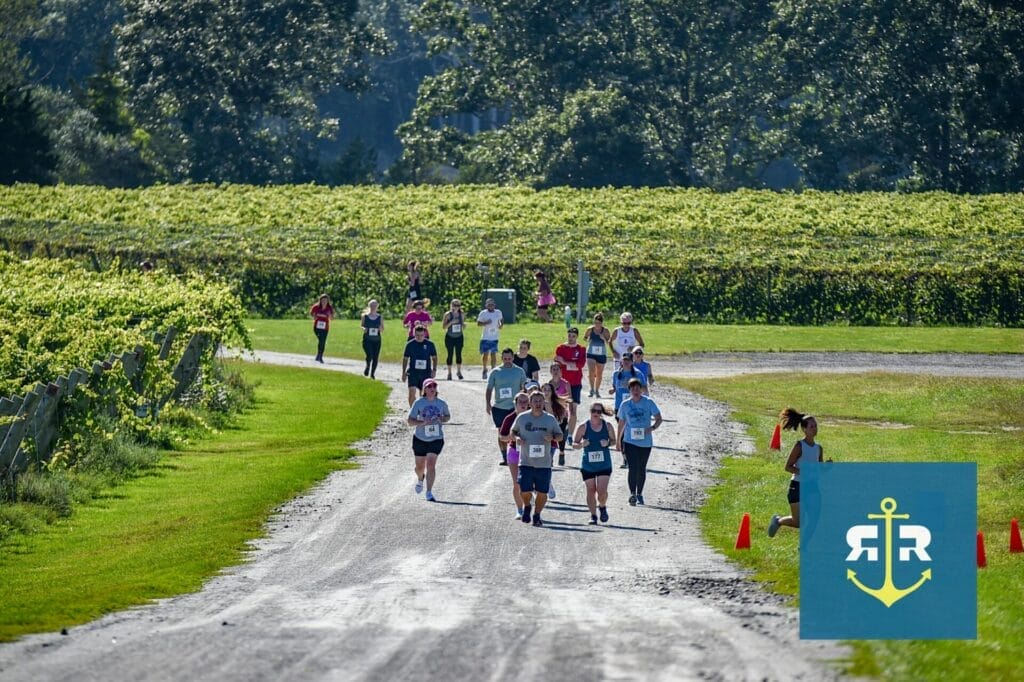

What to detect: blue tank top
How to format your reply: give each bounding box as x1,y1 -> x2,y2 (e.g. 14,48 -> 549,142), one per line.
580,421 -> 612,472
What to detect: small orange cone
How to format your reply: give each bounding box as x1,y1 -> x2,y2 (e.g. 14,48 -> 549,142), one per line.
769,423 -> 782,450
977,531 -> 987,568
1010,519 -> 1023,553
735,513 -> 751,550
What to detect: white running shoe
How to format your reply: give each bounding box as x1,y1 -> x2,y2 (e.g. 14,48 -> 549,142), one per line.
415,479 -> 423,494
515,509 -> 524,520
548,483 -> 556,500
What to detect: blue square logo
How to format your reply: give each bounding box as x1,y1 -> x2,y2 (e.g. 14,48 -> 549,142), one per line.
800,462 -> 977,639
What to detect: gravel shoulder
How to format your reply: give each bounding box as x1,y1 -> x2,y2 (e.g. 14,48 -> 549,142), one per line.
0,350 -> 885,681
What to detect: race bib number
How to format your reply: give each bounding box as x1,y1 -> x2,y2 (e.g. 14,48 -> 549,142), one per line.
566,362 -> 577,371
528,444 -> 546,458
450,324 -> 461,333
315,320 -> 327,330
414,359 -> 427,370
424,424 -> 440,438
631,427 -> 646,440
588,345 -> 602,355
498,387 -> 513,399
368,327 -> 379,336
587,451 -> 605,464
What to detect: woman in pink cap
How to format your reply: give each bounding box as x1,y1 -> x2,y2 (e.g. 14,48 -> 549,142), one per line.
407,378 -> 451,502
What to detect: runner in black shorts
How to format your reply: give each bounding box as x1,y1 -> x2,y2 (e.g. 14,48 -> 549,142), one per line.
573,402 -> 617,524
402,325 -> 437,407
407,378 -> 450,502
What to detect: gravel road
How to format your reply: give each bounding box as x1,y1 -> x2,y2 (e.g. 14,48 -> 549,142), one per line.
12,347 -> 1010,680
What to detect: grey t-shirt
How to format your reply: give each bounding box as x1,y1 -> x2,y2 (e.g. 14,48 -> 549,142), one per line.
511,410 -> 563,469
487,365 -> 527,410
408,397 -> 450,441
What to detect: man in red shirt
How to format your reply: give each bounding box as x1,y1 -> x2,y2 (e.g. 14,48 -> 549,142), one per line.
554,327 -> 586,445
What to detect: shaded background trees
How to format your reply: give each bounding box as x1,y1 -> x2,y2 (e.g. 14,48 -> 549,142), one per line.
3,0 -> 1022,191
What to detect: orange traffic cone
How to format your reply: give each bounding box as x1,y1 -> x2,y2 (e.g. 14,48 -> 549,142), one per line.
735,513 -> 751,550
977,531 -> 987,568
1011,519 -> 1023,553
769,423 -> 782,450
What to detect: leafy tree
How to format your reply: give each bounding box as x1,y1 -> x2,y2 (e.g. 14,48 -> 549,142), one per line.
116,0 -> 385,183
0,85 -> 56,183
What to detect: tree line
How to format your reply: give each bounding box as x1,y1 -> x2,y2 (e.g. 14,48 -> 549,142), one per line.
2,0 -> 1022,192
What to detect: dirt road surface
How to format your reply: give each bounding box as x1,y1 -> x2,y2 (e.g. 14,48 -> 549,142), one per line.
13,348 -> 1007,679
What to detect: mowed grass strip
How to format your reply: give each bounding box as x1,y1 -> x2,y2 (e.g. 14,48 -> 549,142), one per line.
671,373 -> 1024,679
247,318 -> 1024,362
0,361 -> 388,642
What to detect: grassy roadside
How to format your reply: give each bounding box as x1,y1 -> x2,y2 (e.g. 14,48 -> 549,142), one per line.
247,319 -> 1024,362
0,361 -> 388,642
671,373 -> 1024,679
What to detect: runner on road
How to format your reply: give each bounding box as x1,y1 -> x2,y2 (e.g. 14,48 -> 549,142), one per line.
511,391 -> 564,527
486,349 -> 527,466
477,298 -> 504,379
610,312 -> 645,373
554,327 -> 587,445
583,313 -> 611,397
768,408 -> 829,537
403,298 -> 433,339
441,298 -> 466,380
616,378 -> 663,507
310,294 -> 335,363
499,392 -> 532,518
611,352 -> 649,467
407,378 -> 450,502
360,299 -> 383,379
573,402 -> 616,524
402,325 -> 437,407
632,346 -> 655,387
513,339 -> 541,382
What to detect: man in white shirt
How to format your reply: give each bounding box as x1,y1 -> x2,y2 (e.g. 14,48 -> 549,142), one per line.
477,298 -> 504,379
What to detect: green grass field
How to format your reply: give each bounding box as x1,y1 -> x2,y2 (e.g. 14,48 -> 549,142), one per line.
671,373 -> 1024,679
247,318 -> 1024,361
0,361 -> 387,641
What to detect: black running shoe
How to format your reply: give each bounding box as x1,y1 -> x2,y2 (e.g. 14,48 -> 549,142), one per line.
589,515 -> 598,525
599,507 -> 609,523
521,504 -> 532,523
629,494 -> 637,506
558,454 -> 565,466
532,515 -> 543,527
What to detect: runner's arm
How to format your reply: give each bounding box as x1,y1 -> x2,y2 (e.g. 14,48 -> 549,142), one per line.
784,441 -> 803,474
573,423 -> 588,449
647,412 -> 663,434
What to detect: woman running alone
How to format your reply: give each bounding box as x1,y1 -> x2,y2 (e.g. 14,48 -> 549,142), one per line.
360,299 -> 383,379
768,408 -> 829,537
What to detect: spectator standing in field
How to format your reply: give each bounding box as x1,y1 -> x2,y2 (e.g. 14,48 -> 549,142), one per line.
768,408 -> 829,537
402,325 -> 437,407
554,327 -> 587,445
441,298 -> 466,380
499,392 -> 532,518
616,378 -> 663,506
534,270 -> 556,322
477,297 -> 504,379
512,391 -> 564,527
583,313 -> 612,397
513,339 -> 541,382
406,260 -> 423,312
310,294 -> 335,364
486,348 -> 527,466
360,299 -> 384,379
407,378 -> 450,502
632,346 -> 654,388
610,312 -> 645,373
403,298 -> 433,339
573,403 -> 617,524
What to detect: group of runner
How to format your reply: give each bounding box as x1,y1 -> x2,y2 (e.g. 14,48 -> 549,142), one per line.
401,303 -> 663,527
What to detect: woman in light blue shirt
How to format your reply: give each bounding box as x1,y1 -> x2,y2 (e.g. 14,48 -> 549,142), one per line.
616,378 -> 663,507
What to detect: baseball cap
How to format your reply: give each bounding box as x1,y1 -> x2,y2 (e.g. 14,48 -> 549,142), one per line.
525,380 -> 540,390
422,378 -> 438,389
621,351 -> 633,360
632,346 -> 644,354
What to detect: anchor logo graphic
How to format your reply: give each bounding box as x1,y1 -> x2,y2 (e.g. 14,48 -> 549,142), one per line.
846,497 -> 933,608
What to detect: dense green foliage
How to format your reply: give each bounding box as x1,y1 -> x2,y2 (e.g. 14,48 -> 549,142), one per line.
2,0 -> 1022,191
1,184 -> 1021,325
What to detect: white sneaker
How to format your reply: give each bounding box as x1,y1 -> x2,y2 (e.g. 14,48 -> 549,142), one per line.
425,490 -> 436,502
415,479 -> 423,494
548,483 -> 556,500
515,509 -> 524,520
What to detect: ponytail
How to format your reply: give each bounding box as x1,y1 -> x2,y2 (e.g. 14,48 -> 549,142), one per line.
779,407 -> 812,431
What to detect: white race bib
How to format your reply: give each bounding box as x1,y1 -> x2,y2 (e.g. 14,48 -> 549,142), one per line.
424,424 -> 440,438
368,327 -> 379,336
631,427 -> 646,440
588,345 -> 602,355
587,451 -> 605,464
528,444 -> 546,458
498,387 -> 513,399
414,359 -> 427,370
566,362 -> 577,371
315,320 -> 327,330
450,324 -> 461,333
